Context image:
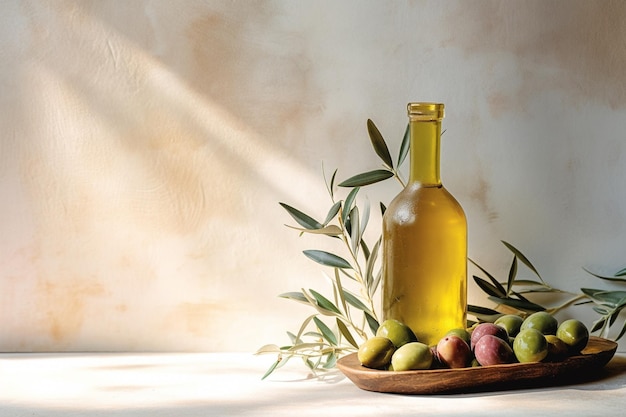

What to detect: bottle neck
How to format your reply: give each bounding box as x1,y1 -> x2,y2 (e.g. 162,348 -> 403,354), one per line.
408,119 -> 442,186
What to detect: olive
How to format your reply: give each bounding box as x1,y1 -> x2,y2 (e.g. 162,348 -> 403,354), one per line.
494,314 -> 524,337
545,334 -> 569,361
376,319 -> 418,348
390,342 -> 433,371
357,336 -> 395,369
556,319 -> 589,354
520,311 -> 558,335
470,323 -> 509,350
445,328 -> 471,345
474,334 -> 515,366
513,328 -> 548,363
436,335 -> 472,368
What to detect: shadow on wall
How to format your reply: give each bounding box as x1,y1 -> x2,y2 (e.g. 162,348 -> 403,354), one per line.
443,0 -> 626,113
2,1 -> 325,351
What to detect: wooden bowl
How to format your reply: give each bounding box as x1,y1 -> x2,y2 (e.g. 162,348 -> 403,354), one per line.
336,336 -> 618,395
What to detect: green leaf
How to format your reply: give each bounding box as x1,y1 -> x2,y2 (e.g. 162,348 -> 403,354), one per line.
288,342 -> 326,351
467,305 -> 503,322
336,318 -> 359,348
294,315 -> 317,342
583,267 -> 626,283
488,296 -> 546,312
303,250 -> 352,269
255,344 -> 281,355
508,279 -> 551,287
506,256 -> 518,295
361,238 -> 371,260
261,358 -> 282,380
592,306 -> 609,315
342,289 -> 370,312
468,304 -> 502,316
367,119 -> 393,168
279,203 -> 322,229
333,269 -> 348,317
501,241 -> 542,280
323,201 -> 342,226
616,267 -> 626,277
614,318 -> 626,341
581,288 -> 626,307
365,237 -> 381,290
338,170 -> 394,187
397,123 -> 410,167
473,276 -> 506,298
279,291 -> 309,304
309,289 -> 342,314
325,168 -> 338,199
323,351 -> 337,369
359,197 -> 370,238
285,224 -> 342,236
349,206 -> 360,254
342,187 -> 360,226
469,258 -> 507,295
364,311 -> 379,334
313,316 -> 337,346
590,317 -> 606,333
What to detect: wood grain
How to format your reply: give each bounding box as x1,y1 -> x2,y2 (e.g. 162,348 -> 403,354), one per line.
336,336 -> 618,395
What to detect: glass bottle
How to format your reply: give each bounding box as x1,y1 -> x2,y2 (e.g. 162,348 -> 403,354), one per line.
381,102 -> 467,346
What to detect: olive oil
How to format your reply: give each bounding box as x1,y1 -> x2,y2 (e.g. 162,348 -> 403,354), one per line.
382,103 -> 467,346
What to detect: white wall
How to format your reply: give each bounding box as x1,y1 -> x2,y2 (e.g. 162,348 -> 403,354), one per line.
1,0 -> 625,352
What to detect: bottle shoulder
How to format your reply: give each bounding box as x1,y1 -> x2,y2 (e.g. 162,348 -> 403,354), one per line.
385,184 -> 466,221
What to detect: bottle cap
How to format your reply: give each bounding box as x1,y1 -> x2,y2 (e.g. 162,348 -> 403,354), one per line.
407,103 -> 445,121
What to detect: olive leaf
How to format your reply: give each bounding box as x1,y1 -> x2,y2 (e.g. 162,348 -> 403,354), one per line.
367,119 -> 393,169
285,224 -> 342,236
506,256 -> 518,295
309,289 -> 342,315
338,170 -> 394,187
303,250 -> 352,269
343,187 -> 360,219
397,123 -> 410,167
313,316 -> 338,346
583,267 -> 626,283
279,203 -> 322,229
323,201 -> 342,226
364,311 -> 379,334
279,291 -> 309,304
501,240 -> 543,282
336,318 -> 359,348
473,275 -> 506,298
468,305 -> 503,322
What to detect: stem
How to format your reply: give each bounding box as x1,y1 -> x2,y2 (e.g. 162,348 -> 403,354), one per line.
336,208 -> 379,320
544,293 -> 588,315
392,169 -> 406,188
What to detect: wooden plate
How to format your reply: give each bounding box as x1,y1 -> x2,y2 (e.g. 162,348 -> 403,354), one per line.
336,336 -> 618,395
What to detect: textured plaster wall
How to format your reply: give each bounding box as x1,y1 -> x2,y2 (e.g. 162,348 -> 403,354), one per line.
1,0 -> 626,351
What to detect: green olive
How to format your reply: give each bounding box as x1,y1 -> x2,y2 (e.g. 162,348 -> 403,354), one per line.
520,311 -> 558,335
376,319 -> 418,348
445,328 -> 471,345
494,314 -> 524,337
556,319 -> 589,354
390,342 -> 433,371
357,336 -> 395,369
513,328 -> 548,363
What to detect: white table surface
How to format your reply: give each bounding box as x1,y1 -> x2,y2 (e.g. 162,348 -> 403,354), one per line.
1,351 -> 625,417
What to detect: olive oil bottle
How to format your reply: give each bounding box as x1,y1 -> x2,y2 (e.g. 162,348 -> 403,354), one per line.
382,103 -> 467,346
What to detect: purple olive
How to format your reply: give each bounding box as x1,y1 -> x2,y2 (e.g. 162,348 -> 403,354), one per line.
474,334 -> 515,366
